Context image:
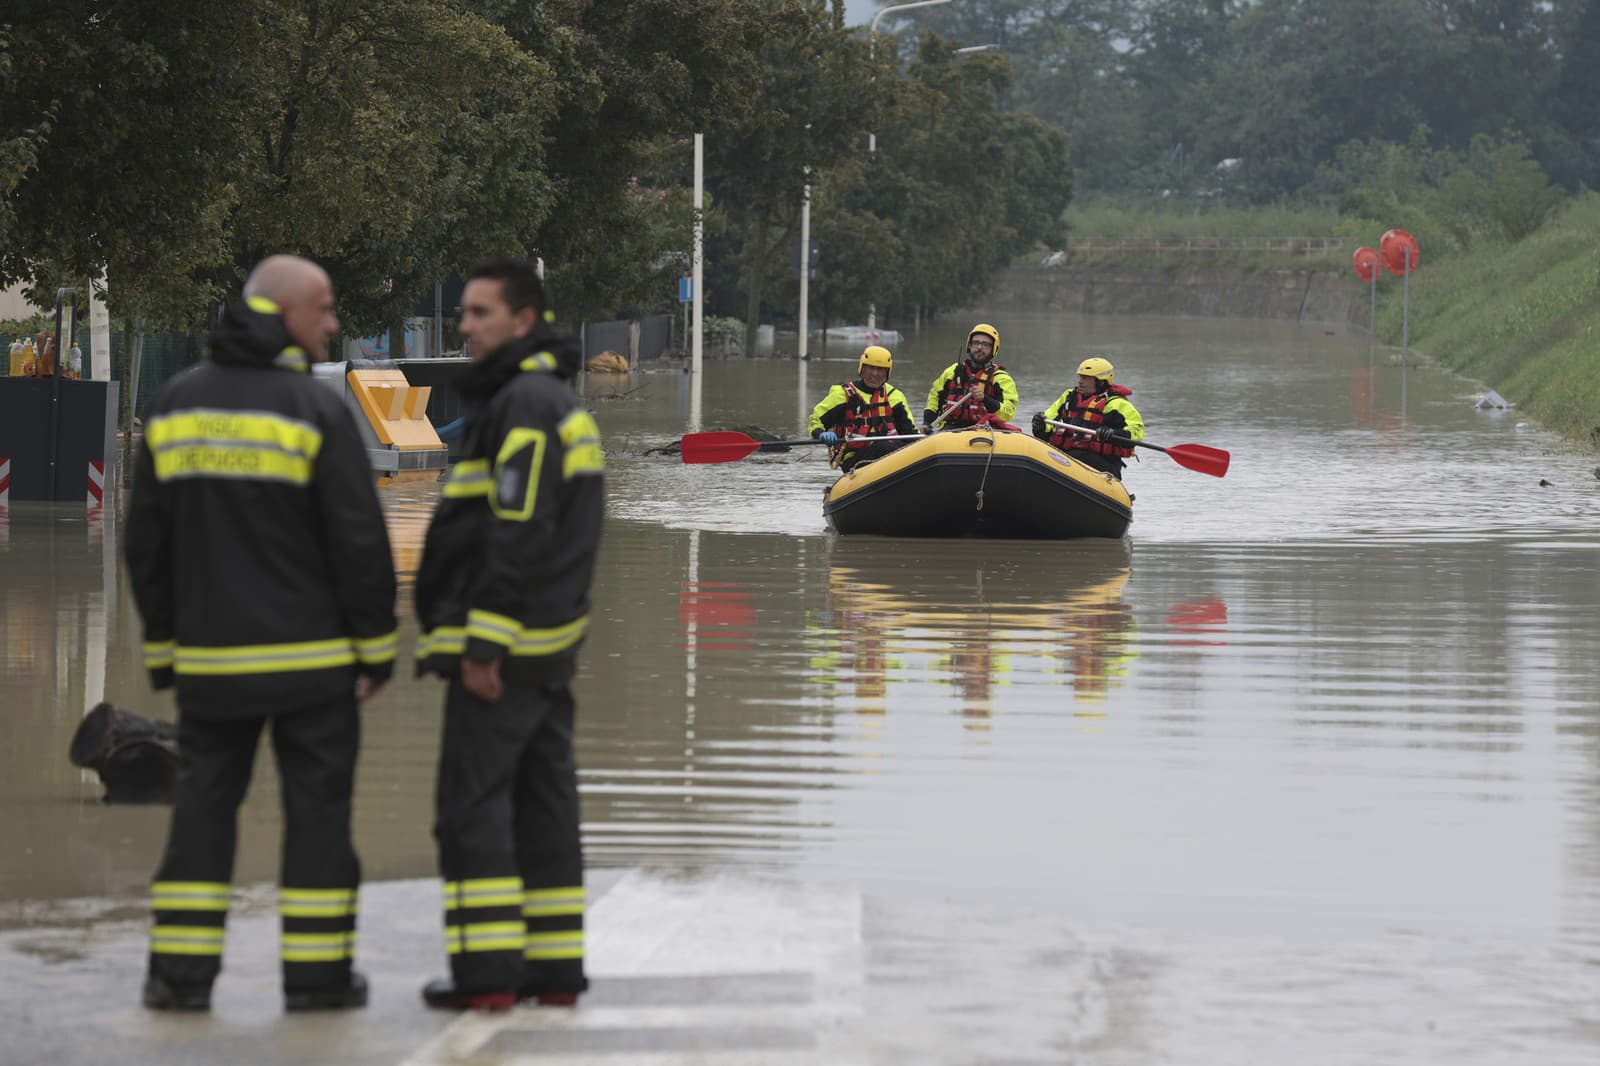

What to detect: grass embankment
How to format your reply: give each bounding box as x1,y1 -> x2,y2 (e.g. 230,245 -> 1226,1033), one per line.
1060,200 -> 1350,271
1382,191 -> 1600,444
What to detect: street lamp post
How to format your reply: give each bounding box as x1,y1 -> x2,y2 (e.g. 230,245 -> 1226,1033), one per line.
868,0 -> 954,154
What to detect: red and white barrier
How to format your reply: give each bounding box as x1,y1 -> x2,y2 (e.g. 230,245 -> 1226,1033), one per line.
0,457 -> 10,505
87,460 -> 105,507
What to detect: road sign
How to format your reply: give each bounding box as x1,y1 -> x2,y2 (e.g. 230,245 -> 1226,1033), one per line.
679,276 -> 694,303
792,239 -> 819,282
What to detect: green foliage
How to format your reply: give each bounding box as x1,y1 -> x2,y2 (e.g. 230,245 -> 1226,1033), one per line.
1064,197 -> 1342,239
1388,190 -> 1600,440
484,0 -> 762,322
888,0 -> 1593,205
1313,128 -> 1564,256
852,36 -> 1071,319
704,0 -> 878,343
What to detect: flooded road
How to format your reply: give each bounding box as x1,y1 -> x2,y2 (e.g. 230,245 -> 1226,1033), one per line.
4,311 -> 1599,1060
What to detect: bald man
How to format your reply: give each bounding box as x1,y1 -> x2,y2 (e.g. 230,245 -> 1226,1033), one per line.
126,255 -> 397,1012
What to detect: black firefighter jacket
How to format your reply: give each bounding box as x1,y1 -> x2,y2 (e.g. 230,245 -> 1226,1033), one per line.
124,298 -> 398,716
414,324 -> 604,686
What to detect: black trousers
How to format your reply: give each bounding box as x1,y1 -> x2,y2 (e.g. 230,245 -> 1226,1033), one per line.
434,678 -> 585,994
148,693 -> 360,992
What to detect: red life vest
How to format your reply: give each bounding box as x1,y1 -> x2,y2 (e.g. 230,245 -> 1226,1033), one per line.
1048,385 -> 1135,457
841,382 -> 897,439
937,360 -> 1006,425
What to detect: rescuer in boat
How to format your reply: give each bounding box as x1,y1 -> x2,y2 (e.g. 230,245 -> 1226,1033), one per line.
809,345 -> 918,471
1031,357 -> 1145,479
923,323 -> 1019,431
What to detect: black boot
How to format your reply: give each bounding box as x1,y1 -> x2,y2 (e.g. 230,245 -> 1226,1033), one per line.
421,977 -> 516,1012
142,974 -> 212,1012
285,971 -> 369,1012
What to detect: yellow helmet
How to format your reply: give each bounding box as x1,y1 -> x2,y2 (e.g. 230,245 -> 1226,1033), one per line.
967,324 -> 1000,357
858,345 -> 893,377
1076,356 -> 1114,382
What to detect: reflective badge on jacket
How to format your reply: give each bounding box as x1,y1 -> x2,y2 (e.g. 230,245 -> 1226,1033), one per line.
497,466 -> 524,509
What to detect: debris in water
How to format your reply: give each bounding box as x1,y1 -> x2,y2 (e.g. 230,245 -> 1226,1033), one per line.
1474,389 -> 1512,410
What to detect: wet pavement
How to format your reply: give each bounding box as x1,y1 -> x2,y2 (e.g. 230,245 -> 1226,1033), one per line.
3,311 -> 1600,1062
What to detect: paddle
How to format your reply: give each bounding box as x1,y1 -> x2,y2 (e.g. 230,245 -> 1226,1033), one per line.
1044,418 -> 1230,478
680,431 -> 922,465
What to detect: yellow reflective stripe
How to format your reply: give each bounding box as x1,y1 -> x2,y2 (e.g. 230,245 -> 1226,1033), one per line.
444,877 -> 524,909
558,410 -> 604,478
418,627 -> 466,657
282,931 -> 355,961
490,427 -> 545,521
354,631 -> 398,664
519,352 -> 558,372
146,408 -> 324,485
466,608 -> 520,649
174,638 -> 356,676
451,921 -> 526,953
143,640 -> 175,668
152,926 -> 226,955
148,411 -> 321,461
444,458 -> 491,498
421,618 -> 587,658
524,930 -> 584,959
280,887 -> 357,918
151,444 -> 313,484
273,347 -> 308,372
152,882 -> 230,911
511,616 -> 588,657
246,296 -> 281,315
523,886 -> 584,917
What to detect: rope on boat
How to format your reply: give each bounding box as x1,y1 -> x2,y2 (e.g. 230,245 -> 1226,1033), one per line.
974,426 -> 997,511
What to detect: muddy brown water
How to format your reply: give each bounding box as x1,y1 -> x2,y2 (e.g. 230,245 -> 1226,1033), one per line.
3,311 -> 1598,1059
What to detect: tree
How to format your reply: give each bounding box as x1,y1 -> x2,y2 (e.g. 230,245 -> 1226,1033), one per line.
865,37 -> 1070,319
480,0 -> 763,322
2,1 -> 557,331
706,0 -> 877,347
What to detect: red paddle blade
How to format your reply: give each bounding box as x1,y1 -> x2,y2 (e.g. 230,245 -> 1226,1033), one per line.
1166,443 -> 1231,478
680,431 -> 760,464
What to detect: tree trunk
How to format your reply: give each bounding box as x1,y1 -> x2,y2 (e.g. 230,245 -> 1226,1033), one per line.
388,321 -> 407,362
743,211 -> 770,357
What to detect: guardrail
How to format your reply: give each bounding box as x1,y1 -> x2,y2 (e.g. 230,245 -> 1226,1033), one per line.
1060,236 -> 1346,256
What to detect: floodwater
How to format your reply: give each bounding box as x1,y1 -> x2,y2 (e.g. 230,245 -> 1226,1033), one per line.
4,310 -> 1600,1061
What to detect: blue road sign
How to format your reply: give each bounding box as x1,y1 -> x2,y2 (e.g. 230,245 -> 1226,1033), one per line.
679,276 -> 694,303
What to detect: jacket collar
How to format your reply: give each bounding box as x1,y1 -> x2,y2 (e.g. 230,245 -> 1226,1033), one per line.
458,321 -> 582,399
208,297 -> 310,372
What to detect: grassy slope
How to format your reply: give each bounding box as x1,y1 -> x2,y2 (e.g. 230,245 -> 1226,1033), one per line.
1384,192 -> 1600,443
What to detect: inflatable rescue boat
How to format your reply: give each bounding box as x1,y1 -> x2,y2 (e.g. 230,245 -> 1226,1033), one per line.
822,427 -> 1133,539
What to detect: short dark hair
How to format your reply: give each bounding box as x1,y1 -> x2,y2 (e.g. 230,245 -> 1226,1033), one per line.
467,256 -> 545,315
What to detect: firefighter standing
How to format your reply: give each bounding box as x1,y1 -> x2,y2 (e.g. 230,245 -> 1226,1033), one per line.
415,257 -> 604,1012
923,323 -> 1019,430
1030,357 -> 1146,479
125,255 -> 397,1012
808,345 -> 918,471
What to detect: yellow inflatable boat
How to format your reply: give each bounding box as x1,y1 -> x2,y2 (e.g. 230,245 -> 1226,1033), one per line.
822,427 -> 1133,539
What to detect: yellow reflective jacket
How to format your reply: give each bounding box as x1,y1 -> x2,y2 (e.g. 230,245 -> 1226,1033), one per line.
924,360 -> 1018,426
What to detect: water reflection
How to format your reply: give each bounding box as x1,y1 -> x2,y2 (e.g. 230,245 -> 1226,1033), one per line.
5,311 -> 1600,1065
816,539 -> 1139,721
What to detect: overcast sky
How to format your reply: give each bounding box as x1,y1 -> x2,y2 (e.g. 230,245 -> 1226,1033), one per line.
845,0 -> 877,27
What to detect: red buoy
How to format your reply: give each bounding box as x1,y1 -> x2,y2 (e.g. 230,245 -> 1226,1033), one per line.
1380,229 -> 1420,275
1352,246 -> 1383,283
